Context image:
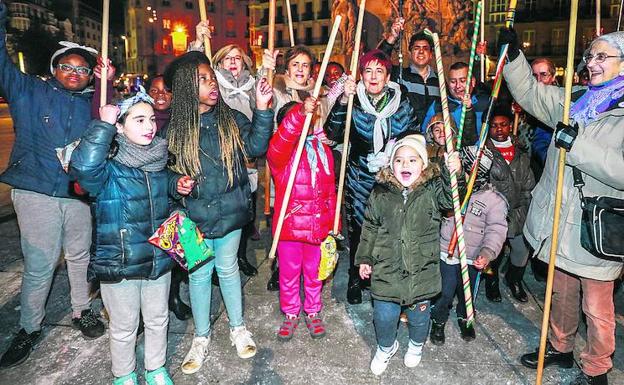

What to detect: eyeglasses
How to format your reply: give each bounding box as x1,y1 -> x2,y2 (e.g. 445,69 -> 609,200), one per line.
582,53 -> 624,64
223,55 -> 242,63
57,63 -> 92,76
533,72 -> 553,78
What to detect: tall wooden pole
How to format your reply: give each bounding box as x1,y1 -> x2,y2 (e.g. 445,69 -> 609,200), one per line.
596,0 -> 601,36
198,0 -> 212,62
269,16 -> 342,260
333,0 -> 366,234
285,0 -> 295,47
535,1 -> 579,385
264,0 -> 277,219
100,0 -> 110,107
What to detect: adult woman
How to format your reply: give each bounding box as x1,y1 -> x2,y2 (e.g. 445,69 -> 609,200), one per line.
500,28 -> 624,385
326,49 -> 419,304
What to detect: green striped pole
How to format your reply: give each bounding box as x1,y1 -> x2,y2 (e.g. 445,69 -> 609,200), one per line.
425,29 -> 475,326
456,1 -> 482,150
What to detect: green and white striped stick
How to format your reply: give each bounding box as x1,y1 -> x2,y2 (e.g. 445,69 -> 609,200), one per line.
456,1 -> 482,149
425,29 -> 475,326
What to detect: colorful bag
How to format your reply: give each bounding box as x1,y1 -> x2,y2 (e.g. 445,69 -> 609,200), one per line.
318,233 -> 339,280
149,211 -> 215,273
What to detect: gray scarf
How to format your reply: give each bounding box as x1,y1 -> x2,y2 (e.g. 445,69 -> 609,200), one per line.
114,134 -> 169,172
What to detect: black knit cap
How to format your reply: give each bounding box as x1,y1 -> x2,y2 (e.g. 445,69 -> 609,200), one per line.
163,51 -> 211,89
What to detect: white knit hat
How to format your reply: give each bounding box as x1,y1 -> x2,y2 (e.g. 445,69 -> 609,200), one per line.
389,134 -> 429,171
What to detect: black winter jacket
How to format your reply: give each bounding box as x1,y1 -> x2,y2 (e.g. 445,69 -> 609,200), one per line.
169,106 -> 274,238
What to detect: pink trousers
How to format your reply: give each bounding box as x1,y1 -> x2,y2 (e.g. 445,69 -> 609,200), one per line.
277,241 -> 322,316
549,268 -> 615,376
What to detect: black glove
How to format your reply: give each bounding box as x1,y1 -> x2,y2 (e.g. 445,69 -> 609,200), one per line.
555,122 -> 579,151
497,27 -> 520,62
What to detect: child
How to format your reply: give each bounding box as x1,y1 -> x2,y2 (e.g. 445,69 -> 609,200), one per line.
267,98 -> 337,341
425,111 -> 475,165
70,89 -> 178,385
356,134 -> 462,375
429,145 -> 509,345
163,51 -> 274,374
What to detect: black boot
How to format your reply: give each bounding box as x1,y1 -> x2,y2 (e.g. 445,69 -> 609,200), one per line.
568,372 -> 608,385
346,269 -> 362,304
458,318 -> 476,341
267,257 -> 279,291
485,274 -> 502,302
520,341 -> 574,369
429,320 -> 446,346
0,329 -> 42,368
169,266 -> 192,320
237,223 -> 258,277
505,265 -> 528,303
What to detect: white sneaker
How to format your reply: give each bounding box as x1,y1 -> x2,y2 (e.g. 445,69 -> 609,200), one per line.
404,341 -> 424,368
181,335 -> 211,375
370,340 -> 399,375
230,325 -> 257,359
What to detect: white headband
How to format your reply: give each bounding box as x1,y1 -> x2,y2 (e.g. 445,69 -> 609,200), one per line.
49,41 -> 98,74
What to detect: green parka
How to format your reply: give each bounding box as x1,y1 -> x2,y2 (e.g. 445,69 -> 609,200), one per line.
355,163 -> 457,305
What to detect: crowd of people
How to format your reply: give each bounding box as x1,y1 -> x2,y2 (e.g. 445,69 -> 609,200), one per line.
0,1 -> 621,384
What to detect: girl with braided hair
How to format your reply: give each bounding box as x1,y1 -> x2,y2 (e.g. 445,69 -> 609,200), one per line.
163,51 -> 274,374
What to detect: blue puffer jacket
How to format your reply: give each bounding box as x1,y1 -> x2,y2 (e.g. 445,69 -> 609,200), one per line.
168,106 -> 274,239
0,17 -> 93,198
70,120 -> 174,282
325,88 -> 419,226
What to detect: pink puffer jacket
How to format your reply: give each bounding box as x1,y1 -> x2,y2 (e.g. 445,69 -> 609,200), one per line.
267,104 -> 338,245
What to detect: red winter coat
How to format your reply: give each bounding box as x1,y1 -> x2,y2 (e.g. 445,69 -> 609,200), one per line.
267,104 -> 339,245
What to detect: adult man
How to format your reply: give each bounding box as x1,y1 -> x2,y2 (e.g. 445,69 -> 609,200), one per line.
0,2 -> 105,368
379,18 -> 440,123
421,61 -> 489,145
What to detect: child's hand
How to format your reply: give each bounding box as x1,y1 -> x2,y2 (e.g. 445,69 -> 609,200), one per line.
176,175 -> 196,196
99,105 -> 119,125
359,264 -> 372,280
302,96 -> 318,115
94,57 -> 115,81
255,77 -> 273,110
339,75 -> 357,104
196,20 -> 212,41
473,255 -> 488,270
444,150 -> 462,174
262,49 -> 279,71
476,40 -> 488,56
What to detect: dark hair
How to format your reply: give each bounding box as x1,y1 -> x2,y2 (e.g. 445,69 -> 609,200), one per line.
146,74 -> 167,91
327,61 -> 345,73
408,31 -> 433,51
283,45 -> 316,68
163,51 -> 211,90
491,103 -> 513,122
359,49 -> 392,74
52,48 -> 97,70
276,101 -> 299,126
449,61 -> 469,72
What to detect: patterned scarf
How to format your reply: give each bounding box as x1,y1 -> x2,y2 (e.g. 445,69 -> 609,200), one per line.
114,134 -> 169,172
570,75 -> 624,126
304,136 -> 330,188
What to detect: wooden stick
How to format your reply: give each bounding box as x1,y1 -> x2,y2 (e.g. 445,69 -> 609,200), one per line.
536,2 -> 578,384
480,0 -> 486,83
264,0 -> 277,218
198,0 -> 212,62
426,28 -> 475,326
618,0 -> 623,31
333,0 -> 365,234
512,110 -> 519,136
100,0 -> 110,107
285,0 -> 295,47
269,16 -> 342,259
596,0 -> 601,36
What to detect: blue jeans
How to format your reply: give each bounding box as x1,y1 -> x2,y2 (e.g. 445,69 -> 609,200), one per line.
373,299 -> 431,348
189,229 -> 243,337
431,260 -> 479,323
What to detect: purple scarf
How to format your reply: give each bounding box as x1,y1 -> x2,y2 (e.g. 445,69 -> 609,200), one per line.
570,75 -> 624,126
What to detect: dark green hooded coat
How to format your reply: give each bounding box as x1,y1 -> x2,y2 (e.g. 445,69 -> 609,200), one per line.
355,163 -> 458,305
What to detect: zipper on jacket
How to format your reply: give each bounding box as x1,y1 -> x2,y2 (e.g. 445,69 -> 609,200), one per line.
120,228 -> 128,265
145,171 -> 157,262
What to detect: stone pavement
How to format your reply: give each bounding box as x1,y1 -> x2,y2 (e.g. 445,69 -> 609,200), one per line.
0,204 -> 622,384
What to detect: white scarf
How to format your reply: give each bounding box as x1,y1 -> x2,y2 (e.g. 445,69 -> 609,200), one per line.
356,81 -> 402,154
215,70 -> 255,100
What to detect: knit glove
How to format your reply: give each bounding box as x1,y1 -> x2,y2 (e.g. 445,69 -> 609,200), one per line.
497,27 -> 520,62
554,122 -> 579,152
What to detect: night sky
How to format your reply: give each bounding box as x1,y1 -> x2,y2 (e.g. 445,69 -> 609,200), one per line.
53,0 -> 125,31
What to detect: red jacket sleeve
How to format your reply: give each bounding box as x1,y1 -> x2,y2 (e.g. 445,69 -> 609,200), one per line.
267,103 -> 307,170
